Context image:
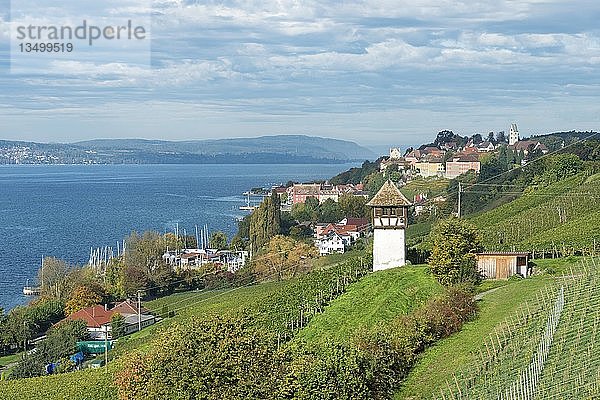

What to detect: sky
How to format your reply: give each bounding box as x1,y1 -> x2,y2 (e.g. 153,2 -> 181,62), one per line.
0,0 -> 599,149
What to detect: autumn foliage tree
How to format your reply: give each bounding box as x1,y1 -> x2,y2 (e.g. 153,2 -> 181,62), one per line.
64,285 -> 103,315
255,235 -> 317,280
428,217 -> 483,286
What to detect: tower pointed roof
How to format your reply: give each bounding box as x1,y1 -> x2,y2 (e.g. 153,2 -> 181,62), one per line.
367,180 -> 412,207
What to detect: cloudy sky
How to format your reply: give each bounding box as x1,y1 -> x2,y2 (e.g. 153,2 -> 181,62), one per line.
0,0 -> 599,148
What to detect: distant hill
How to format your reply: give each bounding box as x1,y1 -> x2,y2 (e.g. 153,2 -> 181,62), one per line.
0,135 -> 376,164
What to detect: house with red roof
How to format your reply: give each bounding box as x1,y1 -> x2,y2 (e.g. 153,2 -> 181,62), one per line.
65,305 -> 114,340
63,301 -> 156,340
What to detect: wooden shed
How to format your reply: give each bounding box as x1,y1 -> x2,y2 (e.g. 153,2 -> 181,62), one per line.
476,252 -> 530,280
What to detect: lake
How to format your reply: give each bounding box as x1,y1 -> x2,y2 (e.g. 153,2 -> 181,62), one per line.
0,163 -> 357,310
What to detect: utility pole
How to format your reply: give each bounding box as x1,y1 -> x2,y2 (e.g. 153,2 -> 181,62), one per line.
457,182 -> 462,218
137,290 -> 142,332
104,325 -> 108,371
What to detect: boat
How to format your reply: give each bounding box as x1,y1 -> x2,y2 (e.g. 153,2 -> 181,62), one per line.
23,279 -> 41,296
23,257 -> 43,295
239,191 -> 258,211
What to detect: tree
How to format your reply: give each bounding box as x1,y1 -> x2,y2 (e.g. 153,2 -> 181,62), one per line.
319,198 -> 343,223
10,320 -> 88,379
111,313 -> 126,339
255,235 -> 317,280
364,172 -> 387,197
428,217 -> 483,286
64,285 -> 102,315
115,316 -> 284,400
105,257 -> 126,299
39,257 -> 73,301
209,231 -> 228,250
338,194 -> 368,218
497,131 -> 507,143
249,192 -> 281,253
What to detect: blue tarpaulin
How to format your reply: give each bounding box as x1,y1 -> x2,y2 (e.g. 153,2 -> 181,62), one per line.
70,351 -> 85,365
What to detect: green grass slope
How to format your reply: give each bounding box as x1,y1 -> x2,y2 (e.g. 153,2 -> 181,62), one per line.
426,257 -> 600,399
469,172 -> 600,252
296,266 -> 442,344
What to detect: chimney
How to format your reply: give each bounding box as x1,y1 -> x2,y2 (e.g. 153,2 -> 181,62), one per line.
104,304 -> 108,311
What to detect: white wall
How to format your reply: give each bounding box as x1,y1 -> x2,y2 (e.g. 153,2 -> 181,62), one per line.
373,229 -> 406,271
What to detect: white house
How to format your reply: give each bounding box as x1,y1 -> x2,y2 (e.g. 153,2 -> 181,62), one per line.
316,232 -> 346,256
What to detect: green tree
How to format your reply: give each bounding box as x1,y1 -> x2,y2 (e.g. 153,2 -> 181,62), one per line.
254,235 -> 317,280
428,217 -> 483,286
249,192 -> 281,253
318,198 -> 343,223
209,231 -> 229,250
364,172 -> 387,197
338,194 -> 368,218
10,320 -> 88,379
115,316 -> 284,400
111,313 -> 126,339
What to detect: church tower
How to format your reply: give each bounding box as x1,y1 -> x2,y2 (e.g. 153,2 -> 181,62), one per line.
509,123 -> 519,146
367,180 -> 412,271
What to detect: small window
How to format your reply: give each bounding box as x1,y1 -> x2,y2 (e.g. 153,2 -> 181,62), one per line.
374,208 -> 382,217
390,208 -> 397,216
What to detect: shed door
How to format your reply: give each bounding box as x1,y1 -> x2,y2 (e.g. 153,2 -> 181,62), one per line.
497,258 -> 510,279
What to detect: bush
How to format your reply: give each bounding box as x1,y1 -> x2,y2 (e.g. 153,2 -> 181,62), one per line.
116,315 -> 285,400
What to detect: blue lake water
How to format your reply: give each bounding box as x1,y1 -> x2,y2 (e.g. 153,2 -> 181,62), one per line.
0,163 -> 356,310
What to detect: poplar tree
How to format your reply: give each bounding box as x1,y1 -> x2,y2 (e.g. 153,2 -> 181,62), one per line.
249,192 -> 281,253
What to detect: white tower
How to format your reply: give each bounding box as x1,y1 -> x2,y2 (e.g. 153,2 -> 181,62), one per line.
509,123 -> 519,146
367,180 -> 412,271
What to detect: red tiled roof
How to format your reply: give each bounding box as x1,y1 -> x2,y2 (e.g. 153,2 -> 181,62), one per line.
65,305 -> 114,328
344,218 -> 369,226
111,300 -> 150,316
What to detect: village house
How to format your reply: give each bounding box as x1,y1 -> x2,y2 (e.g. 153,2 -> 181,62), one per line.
379,147 -> 411,172
314,217 -> 370,255
316,231 -> 346,256
414,155 -> 445,178
289,182 -> 367,205
476,252 -> 531,279
476,141 -> 496,152
445,153 -> 481,179
508,140 -> 549,156
63,303 -> 156,340
163,248 -> 248,273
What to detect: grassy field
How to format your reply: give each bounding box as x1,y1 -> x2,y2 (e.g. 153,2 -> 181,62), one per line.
296,266 -> 442,344
394,258 -> 581,399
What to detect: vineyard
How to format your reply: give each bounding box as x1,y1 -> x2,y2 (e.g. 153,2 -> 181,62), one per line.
436,257 -> 600,399
468,171 -> 600,256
